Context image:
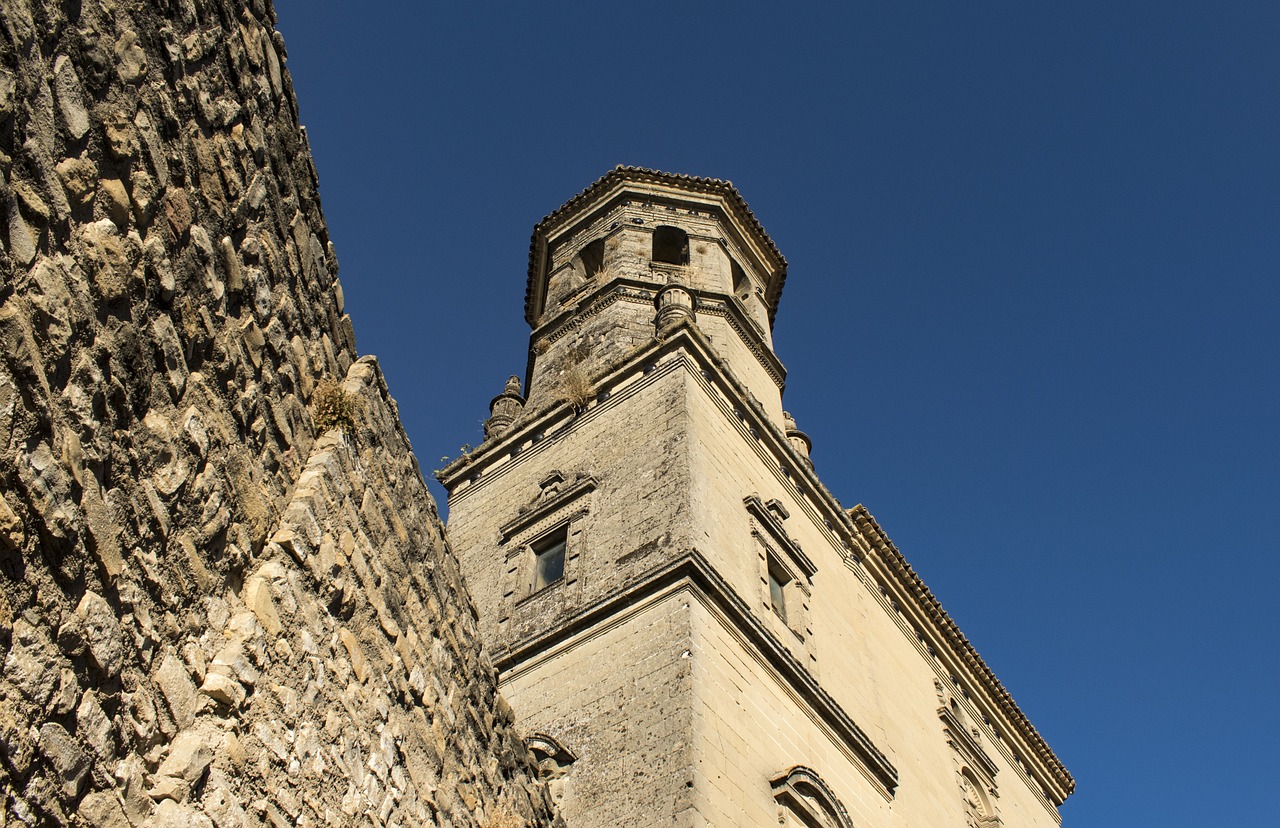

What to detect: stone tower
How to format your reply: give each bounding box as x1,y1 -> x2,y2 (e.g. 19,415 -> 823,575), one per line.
437,167 -> 1073,827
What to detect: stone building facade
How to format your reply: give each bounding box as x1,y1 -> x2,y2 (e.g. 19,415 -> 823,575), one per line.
0,0 -> 1074,823
438,168 -> 1075,826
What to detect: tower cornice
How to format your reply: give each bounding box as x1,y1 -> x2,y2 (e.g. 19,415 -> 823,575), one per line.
525,165 -> 788,328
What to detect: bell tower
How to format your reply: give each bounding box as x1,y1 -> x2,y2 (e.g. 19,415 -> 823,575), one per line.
520,167 -> 789,426
437,167 -> 1072,827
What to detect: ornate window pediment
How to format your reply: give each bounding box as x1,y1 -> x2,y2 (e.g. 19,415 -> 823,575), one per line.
745,494 -> 816,579
499,471 -> 596,603
934,680 -> 1002,827
771,766 -> 853,828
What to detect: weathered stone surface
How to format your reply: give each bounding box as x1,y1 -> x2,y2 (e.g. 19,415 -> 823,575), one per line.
99,177 -> 131,229
52,56 -> 89,140
37,722 -> 89,798
154,654 -> 199,730
158,731 -> 214,785
76,591 -> 124,677
198,672 -> 245,708
0,1 -> 559,826
78,791 -> 131,828
146,799 -> 214,828
77,690 -> 116,760
114,32 -> 148,84
4,620 -> 61,705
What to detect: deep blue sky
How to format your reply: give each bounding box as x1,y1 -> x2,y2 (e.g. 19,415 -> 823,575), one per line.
272,2 -> 1278,823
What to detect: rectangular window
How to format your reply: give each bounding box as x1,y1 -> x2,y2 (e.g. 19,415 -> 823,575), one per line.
768,562 -> 790,621
533,529 -> 567,591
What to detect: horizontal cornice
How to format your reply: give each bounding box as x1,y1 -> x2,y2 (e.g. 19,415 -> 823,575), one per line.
493,549 -> 900,798
851,506 -> 1075,802
438,324 -> 1072,805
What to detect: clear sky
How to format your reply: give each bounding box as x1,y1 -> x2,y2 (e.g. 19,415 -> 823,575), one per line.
272,2 -> 1278,823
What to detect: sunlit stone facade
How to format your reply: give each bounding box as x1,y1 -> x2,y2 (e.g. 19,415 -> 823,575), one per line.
438,168 -> 1074,827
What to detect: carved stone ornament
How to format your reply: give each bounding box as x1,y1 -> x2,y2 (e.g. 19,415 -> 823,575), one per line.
526,733 -> 576,806
654,282 -> 696,338
771,766 -> 853,828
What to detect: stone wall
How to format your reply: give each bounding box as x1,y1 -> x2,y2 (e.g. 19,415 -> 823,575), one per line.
0,1 -> 557,825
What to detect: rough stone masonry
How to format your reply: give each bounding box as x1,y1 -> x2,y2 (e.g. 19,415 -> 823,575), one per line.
0,0 -> 558,825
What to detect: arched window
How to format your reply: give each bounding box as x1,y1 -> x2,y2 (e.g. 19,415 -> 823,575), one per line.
652,225 -> 689,265
960,767 -> 999,827
771,766 -> 853,828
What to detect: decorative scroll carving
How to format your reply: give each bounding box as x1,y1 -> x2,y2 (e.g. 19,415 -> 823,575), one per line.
771,766 -> 853,828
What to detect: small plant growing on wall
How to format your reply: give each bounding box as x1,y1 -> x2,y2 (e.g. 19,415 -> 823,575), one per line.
312,378 -> 361,435
558,363 -> 594,413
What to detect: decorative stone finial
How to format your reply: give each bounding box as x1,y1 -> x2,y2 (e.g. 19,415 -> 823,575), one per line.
654,282 -> 696,338
484,375 -> 525,439
783,411 -> 813,464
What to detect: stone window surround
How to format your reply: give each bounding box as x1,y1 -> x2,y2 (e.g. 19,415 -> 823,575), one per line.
936,678 -> 1003,826
499,472 -> 597,604
746,494 -> 815,650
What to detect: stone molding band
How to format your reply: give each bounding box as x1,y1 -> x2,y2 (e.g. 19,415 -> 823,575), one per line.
492,549 -> 900,797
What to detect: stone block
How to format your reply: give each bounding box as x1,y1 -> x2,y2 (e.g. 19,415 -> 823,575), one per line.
199,672 -> 246,708
154,653 -> 199,729
158,730 -> 214,784
77,590 -> 124,677
38,721 -> 89,798
77,791 -> 131,828
5,620 -> 61,705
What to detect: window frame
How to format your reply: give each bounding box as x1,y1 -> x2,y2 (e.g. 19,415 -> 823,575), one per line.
499,472 -> 597,608
531,525 -> 568,593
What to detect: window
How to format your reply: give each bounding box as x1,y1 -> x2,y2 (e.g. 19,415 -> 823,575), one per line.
745,494 -> 816,651
652,225 -> 689,265
731,259 -> 750,298
533,527 -> 567,591
769,561 -> 790,621
578,238 -> 605,279
499,472 -> 597,609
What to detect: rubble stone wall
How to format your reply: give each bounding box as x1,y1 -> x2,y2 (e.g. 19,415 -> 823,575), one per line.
0,0 -> 557,825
